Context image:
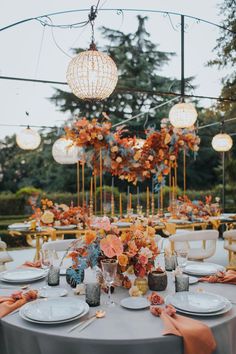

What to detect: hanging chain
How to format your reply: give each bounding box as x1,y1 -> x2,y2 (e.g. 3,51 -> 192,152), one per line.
88,5 -> 98,48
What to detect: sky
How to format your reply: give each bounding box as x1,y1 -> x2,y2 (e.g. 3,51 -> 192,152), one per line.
0,0 -> 228,139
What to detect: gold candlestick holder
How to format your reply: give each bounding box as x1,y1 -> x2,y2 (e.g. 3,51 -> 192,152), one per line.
89,199 -> 93,217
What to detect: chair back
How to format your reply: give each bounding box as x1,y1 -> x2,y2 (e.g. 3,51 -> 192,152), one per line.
42,239 -> 81,252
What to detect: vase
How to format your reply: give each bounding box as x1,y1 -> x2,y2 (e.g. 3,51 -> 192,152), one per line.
66,266 -> 84,288
134,277 -> 149,295
148,270 -> 167,291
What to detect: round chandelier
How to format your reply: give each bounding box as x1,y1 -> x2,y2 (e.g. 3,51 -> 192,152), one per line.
52,138 -> 81,164
66,6 -> 118,101
66,44 -> 118,101
16,127 -> 41,150
211,133 -> 233,152
169,102 -> 198,128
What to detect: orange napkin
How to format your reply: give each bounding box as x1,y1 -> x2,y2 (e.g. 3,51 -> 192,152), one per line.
199,270 -> 236,285
150,305 -> 216,354
22,260 -> 42,268
0,290 -> 38,318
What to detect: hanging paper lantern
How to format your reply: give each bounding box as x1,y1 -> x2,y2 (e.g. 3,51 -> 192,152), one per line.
211,133 -> 233,152
52,138 -> 81,164
66,45 -> 118,101
169,102 -> 198,128
16,127 -> 41,150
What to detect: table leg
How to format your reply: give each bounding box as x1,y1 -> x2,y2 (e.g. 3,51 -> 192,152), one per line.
34,235 -> 41,262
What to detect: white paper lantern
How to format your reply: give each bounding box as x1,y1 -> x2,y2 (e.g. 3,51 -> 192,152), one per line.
16,127 -> 41,150
52,138 -> 81,164
169,102 -> 198,128
212,133 -> 233,152
66,47 -> 118,101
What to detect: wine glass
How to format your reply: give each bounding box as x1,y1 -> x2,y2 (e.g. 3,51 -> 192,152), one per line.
101,259 -> 117,307
40,249 -> 53,287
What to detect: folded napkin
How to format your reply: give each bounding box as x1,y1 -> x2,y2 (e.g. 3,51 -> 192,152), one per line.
199,270 -> 236,285
0,290 -> 38,318
22,260 -> 42,268
150,304 -> 216,354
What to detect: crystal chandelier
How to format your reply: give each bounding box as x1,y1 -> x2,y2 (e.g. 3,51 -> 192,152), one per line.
66,6 -> 118,101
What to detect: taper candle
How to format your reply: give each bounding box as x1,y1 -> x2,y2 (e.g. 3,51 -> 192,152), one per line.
119,194 -> 122,217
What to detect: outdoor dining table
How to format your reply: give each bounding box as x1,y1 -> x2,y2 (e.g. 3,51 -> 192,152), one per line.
1,274 -> 236,354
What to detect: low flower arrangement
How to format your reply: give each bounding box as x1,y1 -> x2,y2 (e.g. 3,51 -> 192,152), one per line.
64,217 -> 159,288
176,195 -> 220,220
31,199 -> 87,227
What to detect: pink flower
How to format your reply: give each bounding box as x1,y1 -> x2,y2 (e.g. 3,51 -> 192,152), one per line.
92,216 -> 111,231
147,292 -> 164,305
100,234 -> 123,258
139,254 -> 148,265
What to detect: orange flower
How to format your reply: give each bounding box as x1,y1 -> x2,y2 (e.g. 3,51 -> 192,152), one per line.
100,234 -> 123,258
85,230 -> 96,245
118,254 -> 128,267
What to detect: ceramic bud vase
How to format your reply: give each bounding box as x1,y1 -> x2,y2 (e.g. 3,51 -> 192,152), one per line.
148,270 -> 168,291
134,277 -> 149,295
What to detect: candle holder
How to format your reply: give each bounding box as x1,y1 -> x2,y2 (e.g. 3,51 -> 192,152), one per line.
85,283 -> 101,307
164,255 -> 177,271
175,274 -> 189,292
48,265 -> 60,286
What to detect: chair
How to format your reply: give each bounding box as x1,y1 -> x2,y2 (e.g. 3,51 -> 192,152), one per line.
169,230 -> 219,261
0,240 -> 13,271
223,230 -> 236,269
42,239 -> 81,252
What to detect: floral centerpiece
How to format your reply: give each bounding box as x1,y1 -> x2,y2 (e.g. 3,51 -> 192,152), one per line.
64,217 -> 159,288
176,195 -> 221,220
31,199 -> 87,228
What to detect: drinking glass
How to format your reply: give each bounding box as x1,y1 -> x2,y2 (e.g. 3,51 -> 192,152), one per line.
176,248 -> 189,270
175,274 -> 189,292
101,259 -> 117,306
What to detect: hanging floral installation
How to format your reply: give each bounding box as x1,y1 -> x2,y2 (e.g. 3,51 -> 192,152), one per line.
65,115 -> 200,187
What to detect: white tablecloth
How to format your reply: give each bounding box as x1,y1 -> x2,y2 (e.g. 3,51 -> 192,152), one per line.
1,276 -> 236,354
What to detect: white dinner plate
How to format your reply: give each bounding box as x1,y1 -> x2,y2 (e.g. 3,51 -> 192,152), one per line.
168,219 -> 191,224
166,292 -> 227,313
38,287 -> 68,298
22,298 -> 85,322
8,223 -> 30,230
54,225 -> 77,230
112,222 -> 132,228
166,296 -> 232,317
1,268 -> 47,283
183,262 -> 225,276
20,301 -> 89,324
120,297 -> 150,310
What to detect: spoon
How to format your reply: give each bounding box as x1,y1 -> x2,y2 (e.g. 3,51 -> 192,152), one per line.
68,310 -> 106,333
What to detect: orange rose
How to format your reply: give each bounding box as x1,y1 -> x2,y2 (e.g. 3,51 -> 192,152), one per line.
85,230 -> 96,245
118,254 -> 128,267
